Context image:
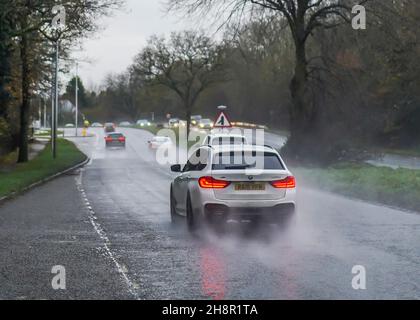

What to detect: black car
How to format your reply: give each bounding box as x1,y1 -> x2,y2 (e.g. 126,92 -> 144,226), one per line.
105,133 -> 126,148
104,122 -> 116,133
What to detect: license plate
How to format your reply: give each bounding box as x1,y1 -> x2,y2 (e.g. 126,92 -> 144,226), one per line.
234,183 -> 266,191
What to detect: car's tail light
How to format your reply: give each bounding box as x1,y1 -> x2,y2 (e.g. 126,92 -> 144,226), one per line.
271,176 -> 296,189
105,137 -> 113,142
199,176 -> 230,189
118,137 -> 125,142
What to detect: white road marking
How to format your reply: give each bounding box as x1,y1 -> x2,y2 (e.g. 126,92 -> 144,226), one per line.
75,172 -> 140,300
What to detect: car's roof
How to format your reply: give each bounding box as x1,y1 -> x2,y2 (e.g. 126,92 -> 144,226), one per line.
210,144 -> 276,153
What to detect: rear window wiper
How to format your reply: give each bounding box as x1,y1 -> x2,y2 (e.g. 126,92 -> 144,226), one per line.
224,164 -> 254,170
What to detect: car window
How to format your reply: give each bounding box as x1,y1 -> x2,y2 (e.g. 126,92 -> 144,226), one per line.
154,137 -> 169,142
109,133 -> 123,138
211,136 -> 246,145
212,152 -> 284,170
183,149 -> 208,172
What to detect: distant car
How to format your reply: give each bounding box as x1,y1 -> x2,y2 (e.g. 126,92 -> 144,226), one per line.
65,123 -> 75,128
202,133 -> 248,147
170,145 -> 296,231
198,119 -> 214,129
148,136 -> 172,149
104,123 -> 116,133
137,119 -> 152,127
169,118 -> 180,128
91,122 -> 103,128
119,121 -> 132,127
105,132 -> 126,148
191,115 -> 202,126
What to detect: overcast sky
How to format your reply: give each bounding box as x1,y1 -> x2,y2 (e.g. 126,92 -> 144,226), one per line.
72,0 -> 196,89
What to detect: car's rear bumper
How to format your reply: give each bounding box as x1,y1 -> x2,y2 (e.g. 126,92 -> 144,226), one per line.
203,202 -> 295,221
106,142 -> 125,147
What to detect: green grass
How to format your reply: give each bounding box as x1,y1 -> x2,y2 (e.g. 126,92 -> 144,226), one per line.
0,139 -> 87,198
294,162 -> 420,212
373,146 -> 420,158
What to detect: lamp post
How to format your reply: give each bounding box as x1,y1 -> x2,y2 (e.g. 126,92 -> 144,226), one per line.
51,4 -> 65,158
51,40 -> 59,159
75,62 -> 79,137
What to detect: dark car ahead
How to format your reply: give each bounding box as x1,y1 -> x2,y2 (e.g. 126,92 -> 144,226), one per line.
104,122 -> 116,133
105,132 -> 126,148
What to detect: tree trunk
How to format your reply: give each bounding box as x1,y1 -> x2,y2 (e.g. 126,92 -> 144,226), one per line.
287,34 -> 312,155
17,20 -> 30,163
185,106 -> 192,139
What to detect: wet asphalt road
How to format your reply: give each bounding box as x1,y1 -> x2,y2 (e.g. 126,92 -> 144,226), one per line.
0,127 -> 419,299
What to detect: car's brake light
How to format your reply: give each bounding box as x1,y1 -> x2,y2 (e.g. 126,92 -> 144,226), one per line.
271,176 -> 296,189
118,137 -> 125,142
105,137 -> 113,142
199,176 -> 230,189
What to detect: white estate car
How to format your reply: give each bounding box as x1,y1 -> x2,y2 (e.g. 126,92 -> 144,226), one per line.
170,144 -> 296,231
202,133 -> 248,147
148,136 -> 172,149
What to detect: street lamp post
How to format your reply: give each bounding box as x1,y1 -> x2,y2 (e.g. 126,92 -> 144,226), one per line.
51,40 -> 59,159
75,62 -> 79,137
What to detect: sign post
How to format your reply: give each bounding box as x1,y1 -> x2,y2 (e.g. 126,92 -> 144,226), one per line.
214,106 -> 232,130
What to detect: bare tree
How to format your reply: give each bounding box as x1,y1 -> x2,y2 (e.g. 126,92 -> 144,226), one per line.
10,0 -> 123,163
169,0 -> 369,154
132,31 -> 226,136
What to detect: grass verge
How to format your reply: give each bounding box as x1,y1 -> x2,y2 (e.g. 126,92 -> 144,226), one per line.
0,139 -> 87,198
372,146 -> 420,158
294,162 -> 420,213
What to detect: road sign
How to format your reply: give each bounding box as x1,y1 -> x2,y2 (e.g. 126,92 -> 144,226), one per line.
214,111 -> 232,128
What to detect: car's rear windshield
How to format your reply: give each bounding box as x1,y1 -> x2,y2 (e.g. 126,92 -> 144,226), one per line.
154,137 -> 169,142
212,152 -> 284,170
108,133 -> 123,138
211,137 -> 246,145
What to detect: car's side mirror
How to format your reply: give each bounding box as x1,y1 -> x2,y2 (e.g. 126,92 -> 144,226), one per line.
171,164 -> 182,173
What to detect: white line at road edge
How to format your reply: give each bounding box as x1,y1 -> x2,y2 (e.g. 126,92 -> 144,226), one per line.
75,171 -> 140,300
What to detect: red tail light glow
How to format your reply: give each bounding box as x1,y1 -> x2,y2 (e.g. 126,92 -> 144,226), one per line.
271,176 -> 296,189
118,137 -> 126,142
199,176 -> 231,189
105,137 -> 113,142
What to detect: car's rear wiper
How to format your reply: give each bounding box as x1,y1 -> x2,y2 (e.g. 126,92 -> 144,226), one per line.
225,164 -> 254,170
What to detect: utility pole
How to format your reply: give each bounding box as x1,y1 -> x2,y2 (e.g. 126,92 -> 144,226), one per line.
52,40 -> 59,159
51,4 -> 65,158
75,62 -> 79,137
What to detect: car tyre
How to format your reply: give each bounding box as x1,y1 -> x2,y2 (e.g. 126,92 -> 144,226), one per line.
186,194 -> 200,232
170,187 -> 179,224
274,207 -> 296,230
